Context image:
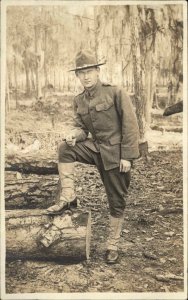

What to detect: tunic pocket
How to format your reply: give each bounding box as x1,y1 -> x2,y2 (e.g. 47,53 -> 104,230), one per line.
95,96 -> 114,111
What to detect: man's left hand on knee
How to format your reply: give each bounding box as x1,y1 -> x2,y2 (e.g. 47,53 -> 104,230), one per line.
119,159 -> 131,173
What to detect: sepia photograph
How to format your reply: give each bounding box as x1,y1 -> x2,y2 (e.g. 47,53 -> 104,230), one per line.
0,0 -> 187,299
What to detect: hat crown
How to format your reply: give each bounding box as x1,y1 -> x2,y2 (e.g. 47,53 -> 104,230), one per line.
75,50 -> 97,69
69,49 -> 106,71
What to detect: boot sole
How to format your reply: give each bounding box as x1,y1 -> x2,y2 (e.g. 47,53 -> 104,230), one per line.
45,207 -> 68,215
45,198 -> 77,215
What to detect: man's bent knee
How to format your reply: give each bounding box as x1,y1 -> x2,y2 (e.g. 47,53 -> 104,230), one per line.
58,142 -> 76,163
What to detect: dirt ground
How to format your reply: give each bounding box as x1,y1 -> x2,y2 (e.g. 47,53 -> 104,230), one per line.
4,102 -> 184,294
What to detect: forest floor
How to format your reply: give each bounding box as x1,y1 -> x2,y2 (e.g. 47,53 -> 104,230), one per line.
4,99 -> 185,295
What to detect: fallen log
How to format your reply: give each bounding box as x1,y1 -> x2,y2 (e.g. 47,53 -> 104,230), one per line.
5,173 -> 59,209
150,125 -> 182,133
5,156 -> 58,175
6,209 -> 91,262
163,101 -> 183,116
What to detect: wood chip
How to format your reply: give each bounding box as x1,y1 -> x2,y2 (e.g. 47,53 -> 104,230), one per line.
164,231 -> 174,237
145,237 -> 154,241
155,273 -> 183,282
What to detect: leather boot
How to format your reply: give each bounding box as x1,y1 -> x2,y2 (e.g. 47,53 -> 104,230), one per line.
106,215 -> 124,264
47,162 -> 76,214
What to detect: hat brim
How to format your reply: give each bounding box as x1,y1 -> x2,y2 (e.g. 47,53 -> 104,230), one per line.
69,62 -> 106,72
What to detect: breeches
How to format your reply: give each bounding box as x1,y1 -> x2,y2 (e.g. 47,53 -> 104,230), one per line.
58,141 -> 131,217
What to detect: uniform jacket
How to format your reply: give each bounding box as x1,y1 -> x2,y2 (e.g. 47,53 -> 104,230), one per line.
72,80 -> 139,170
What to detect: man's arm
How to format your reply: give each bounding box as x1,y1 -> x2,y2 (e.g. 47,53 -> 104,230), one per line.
70,97 -> 89,142
115,88 -> 140,161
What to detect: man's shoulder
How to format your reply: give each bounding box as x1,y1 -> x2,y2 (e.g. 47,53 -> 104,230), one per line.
101,82 -> 126,92
74,90 -> 85,101
101,82 -> 117,94
113,85 -> 130,97
101,82 -> 127,97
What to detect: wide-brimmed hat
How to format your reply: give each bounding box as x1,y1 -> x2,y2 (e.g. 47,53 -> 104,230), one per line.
69,49 -> 106,71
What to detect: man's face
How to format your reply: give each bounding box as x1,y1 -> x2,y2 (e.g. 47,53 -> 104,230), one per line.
76,67 -> 100,89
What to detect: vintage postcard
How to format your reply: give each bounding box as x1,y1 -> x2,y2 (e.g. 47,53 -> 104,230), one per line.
1,0 -> 187,299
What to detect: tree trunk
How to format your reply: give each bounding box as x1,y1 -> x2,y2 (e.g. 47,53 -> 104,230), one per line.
54,69 -> 56,92
58,69 -> 61,91
44,27 -> 48,91
13,55 -> 18,109
34,25 -> 39,98
31,67 -> 35,90
144,51 -> 153,125
130,15 -> 145,141
6,209 -> 91,261
6,65 -> 10,112
121,60 -> 124,87
25,65 -> 30,95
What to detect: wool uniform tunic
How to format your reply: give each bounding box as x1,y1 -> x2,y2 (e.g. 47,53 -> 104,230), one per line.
72,80 -> 139,168
59,80 -> 140,217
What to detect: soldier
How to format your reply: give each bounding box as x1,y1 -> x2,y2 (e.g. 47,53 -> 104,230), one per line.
47,50 -> 140,264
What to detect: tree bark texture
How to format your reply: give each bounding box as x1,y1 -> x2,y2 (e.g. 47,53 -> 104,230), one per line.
13,55 -> 18,109
5,156 -> 58,175
5,172 -> 59,209
6,209 -> 91,261
34,25 -> 39,98
6,64 -> 10,112
43,27 -> 48,91
22,50 -> 31,96
144,51 -> 153,125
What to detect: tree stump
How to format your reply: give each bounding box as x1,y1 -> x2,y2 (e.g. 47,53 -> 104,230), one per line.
6,209 -> 91,262
139,141 -> 149,162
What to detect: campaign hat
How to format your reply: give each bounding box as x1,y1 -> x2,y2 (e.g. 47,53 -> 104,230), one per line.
69,49 -> 106,71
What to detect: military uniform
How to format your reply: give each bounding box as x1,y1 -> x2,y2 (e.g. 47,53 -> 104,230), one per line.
47,49 -> 140,263
59,80 -> 139,217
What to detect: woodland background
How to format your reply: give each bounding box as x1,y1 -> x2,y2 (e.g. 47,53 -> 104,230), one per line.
4,3 -> 184,295
6,4 -> 183,139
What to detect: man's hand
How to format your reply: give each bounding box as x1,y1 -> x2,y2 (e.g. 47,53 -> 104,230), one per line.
64,134 -> 76,147
120,159 -> 131,173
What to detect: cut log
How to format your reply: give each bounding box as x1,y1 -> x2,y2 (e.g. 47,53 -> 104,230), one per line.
163,101 -> 183,116
150,125 -> 182,133
6,209 -> 91,262
5,172 -> 59,209
5,156 -> 58,175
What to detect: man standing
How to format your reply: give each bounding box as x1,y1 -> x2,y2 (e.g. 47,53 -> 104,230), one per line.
47,50 -> 140,264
